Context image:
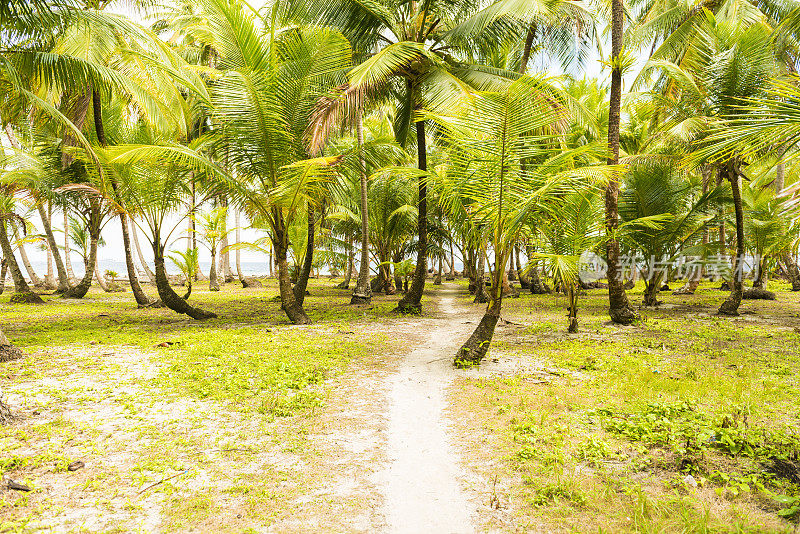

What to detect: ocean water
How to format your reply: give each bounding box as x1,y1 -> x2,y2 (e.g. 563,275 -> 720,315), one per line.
25,259 -> 272,278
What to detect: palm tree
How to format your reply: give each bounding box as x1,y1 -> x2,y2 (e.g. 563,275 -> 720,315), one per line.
297,0 -> 596,313
190,206 -> 229,291
605,0 -> 638,324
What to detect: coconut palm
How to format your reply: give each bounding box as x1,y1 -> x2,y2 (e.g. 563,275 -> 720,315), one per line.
190,205 -> 230,291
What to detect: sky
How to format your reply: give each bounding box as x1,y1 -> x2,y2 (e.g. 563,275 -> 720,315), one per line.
13,0 -> 623,277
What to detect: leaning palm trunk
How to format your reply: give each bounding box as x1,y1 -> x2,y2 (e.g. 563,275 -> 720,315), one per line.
457,256 -> 504,367
17,242 -> 41,287
351,112 -> 372,305
782,252 -> 800,291
605,0 -> 637,325
62,203 -> 100,299
396,119 -> 428,313
719,162 -> 745,315
275,238 -> 310,324
94,261 -> 112,292
153,243 -> 216,320
120,213 -> 155,306
130,217 -> 156,284
0,221 -> 43,303
39,204 -> 68,292
293,207 -> 315,306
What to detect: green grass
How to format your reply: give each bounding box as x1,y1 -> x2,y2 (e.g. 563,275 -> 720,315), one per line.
453,279 -> 800,532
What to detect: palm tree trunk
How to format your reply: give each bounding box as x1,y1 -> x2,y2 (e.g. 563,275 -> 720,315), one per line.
94,260 -> 112,292
474,249 -> 489,304
62,233 -> 96,299
457,254 -> 504,367
515,246 -> 530,289
63,208 -> 75,282
294,207 -> 315,306
338,233 -> 354,289
773,162 -> 800,291
120,212 -> 154,306
17,241 -> 41,287
62,203 -> 100,299
235,210 -> 246,286
396,118 -> 428,313
351,111 -> 372,305
219,196 -> 234,283
448,241 -> 455,279
0,220 -> 43,303
152,239 -> 216,320
507,251 -> 516,281
0,259 -> 7,294
434,255 -> 442,285
209,248 -> 220,291
130,217 -> 156,284
605,0 -> 637,325
275,232 -> 310,324
719,163 -> 745,315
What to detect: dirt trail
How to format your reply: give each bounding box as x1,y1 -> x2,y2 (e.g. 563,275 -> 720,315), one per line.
375,284 -> 481,533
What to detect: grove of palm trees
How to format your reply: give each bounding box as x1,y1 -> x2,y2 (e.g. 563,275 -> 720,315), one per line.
2,0 -> 800,531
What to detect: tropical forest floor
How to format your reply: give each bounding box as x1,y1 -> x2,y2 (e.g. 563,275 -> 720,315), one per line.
1,278 -> 799,532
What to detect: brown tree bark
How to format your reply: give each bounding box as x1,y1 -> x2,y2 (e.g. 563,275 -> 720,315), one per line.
719,162 -> 745,316
293,207 -> 315,306
0,220 -> 43,303
275,235 -> 310,324
36,200 -> 69,292
62,201 -> 100,299
604,0 -> 637,324
396,118 -> 428,313
338,233 -> 354,289
152,241 -> 216,320
351,111 -> 372,305
208,247 -> 220,291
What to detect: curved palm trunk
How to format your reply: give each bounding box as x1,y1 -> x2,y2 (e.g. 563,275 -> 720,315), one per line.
38,203 -> 68,292
605,0 -> 637,325
17,242 -> 41,287
275,235 -> 310,324
209,248 -> 220,291
396,120 -> 428,313
120,213 -> 154,306
130,217 -> 156,284
152,241 -> 216,320
719,164 -> 745,315
782,252 -> 800,291
62,205 -> 100,299
293,207 -> 315,306
94,260 -> 112,292
0,221 -> 43,303
507,252 -> 516,281
457,253 -> 503,367
351,112 -> 372,305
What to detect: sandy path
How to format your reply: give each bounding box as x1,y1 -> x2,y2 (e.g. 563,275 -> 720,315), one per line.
376,284 -> 480,533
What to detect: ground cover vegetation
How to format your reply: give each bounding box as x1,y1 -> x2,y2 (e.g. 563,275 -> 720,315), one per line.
2,0 -> 800,530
